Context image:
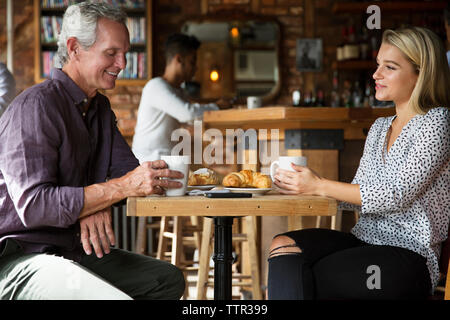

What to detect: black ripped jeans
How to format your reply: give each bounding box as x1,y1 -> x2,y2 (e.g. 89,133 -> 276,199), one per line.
267,228 -> 431,300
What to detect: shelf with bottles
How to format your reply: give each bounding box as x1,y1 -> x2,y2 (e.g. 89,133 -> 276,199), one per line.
332,60 -> 376,70
34,0 -> 152,84
332,1 -> 448,14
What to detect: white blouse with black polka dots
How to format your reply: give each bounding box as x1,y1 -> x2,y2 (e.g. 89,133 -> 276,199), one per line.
341,107 -> 450,293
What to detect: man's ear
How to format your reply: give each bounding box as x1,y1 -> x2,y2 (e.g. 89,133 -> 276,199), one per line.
174,53 -> 183,65
66,37 -> 80,60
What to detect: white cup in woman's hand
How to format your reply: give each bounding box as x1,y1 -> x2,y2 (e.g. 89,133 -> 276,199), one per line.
270,156 -> 307,181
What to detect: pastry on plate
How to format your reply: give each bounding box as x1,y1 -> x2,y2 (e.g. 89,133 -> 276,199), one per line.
222,170 -> 271,188
188,168 -> 219,186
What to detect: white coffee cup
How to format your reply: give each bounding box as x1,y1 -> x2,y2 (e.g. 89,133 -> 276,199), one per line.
270,156 -> 307,181
247,96 -> 262,109
160,155 -> 190,196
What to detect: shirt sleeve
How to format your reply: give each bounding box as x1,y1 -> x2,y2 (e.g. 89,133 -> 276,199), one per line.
142,79 -> 219,123
0,93 -> 83,228
360,111 -> 450,214
108,109 -> 140,179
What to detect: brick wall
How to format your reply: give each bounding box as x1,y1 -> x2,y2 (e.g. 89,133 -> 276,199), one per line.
0,0 -> 35,94
1,0 -> 446,144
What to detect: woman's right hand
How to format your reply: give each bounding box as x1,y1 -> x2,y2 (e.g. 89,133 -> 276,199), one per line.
273,163 -> 323,196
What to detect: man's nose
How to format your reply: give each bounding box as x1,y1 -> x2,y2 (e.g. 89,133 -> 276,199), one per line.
116,54 -> 127,70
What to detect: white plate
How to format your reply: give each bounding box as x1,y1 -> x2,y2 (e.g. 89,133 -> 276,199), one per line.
224,187 -> 272,195
187,185 -> 217,191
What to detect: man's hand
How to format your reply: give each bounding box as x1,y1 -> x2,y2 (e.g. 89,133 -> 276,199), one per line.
80,207 -> 115,258
80,160 -> 185,219
120,160 -> 184,197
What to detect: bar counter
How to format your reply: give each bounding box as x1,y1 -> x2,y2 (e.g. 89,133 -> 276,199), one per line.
203,106 -> 395,140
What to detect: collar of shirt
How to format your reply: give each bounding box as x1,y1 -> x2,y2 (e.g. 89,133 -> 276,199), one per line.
50,68 -> 99,118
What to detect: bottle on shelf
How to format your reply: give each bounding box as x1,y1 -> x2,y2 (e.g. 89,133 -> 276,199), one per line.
342,79 -> 353,108
363,81 -> 375,108
370,33 -> 379,60
352,81 -> 363,108
343,24 -> 360,60
292,90 -> 301,106
330,71 -> 340,107
337,27 -> 348,62
310,90 -> 317,107
360,27 -> 370,60
316,90 -> 325,107
303,91 -> 312,107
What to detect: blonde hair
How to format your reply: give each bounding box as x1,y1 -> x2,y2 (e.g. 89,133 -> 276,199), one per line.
382,27 -> 450,114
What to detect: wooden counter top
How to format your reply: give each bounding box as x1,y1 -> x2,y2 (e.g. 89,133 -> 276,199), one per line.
203,106 -> 395,124
202,106 -> 395,140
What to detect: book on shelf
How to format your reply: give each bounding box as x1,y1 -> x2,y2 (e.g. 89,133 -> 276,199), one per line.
126,17 -> 146,44
118,52 -> 146,79
41,16 -> 62,43
42,51 -> 56,78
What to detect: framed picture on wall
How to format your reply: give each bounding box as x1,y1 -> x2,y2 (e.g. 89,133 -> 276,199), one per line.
296,38 -> 322,72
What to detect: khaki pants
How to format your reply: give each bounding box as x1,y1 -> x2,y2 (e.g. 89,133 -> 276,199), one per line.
0,239 -> 185,300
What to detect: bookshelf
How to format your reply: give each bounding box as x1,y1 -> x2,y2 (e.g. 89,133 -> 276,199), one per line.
34,0 -> 153,85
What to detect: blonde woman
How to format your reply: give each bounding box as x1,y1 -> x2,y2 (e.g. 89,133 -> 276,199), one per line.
268,27 -> 450,300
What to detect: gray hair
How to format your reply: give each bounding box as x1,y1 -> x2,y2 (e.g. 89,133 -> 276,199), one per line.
55,2 -> 127,67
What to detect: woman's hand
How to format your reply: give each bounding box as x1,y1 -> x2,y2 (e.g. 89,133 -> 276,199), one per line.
273,163 -> 323,195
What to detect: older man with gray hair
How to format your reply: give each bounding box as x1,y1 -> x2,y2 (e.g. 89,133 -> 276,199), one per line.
0,2 -> 185,300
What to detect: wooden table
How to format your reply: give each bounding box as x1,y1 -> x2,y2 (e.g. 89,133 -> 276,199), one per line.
127,193 -> 337,300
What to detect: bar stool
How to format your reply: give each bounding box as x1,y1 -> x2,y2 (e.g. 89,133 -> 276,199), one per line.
156,216 -> 203,268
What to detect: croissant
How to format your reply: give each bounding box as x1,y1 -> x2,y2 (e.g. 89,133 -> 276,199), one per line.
222,170 -> 271,188
188,169 -> 219,186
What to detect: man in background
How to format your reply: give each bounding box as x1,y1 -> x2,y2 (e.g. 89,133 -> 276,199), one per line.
132,33 -> 230,163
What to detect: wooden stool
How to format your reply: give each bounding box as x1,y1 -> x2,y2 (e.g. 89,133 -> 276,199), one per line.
156,216 -> 203,267
156,216 -> 203,299
135,217 -> 161,256
196,216 -> 262,300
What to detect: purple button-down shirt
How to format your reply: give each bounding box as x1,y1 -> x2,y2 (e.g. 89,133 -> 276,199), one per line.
0,68 -> 139,261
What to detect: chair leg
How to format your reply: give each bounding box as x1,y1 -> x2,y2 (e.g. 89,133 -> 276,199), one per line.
315,216 -> 322,228
331,209 -> 343,231
172,217 -> 183,266
445,263 -> 450,300
196,217 -> 213,300
135,217 -> 147,254
157,217 -> 168,260
191,216 -> 203,257
245,216 -> 262,300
